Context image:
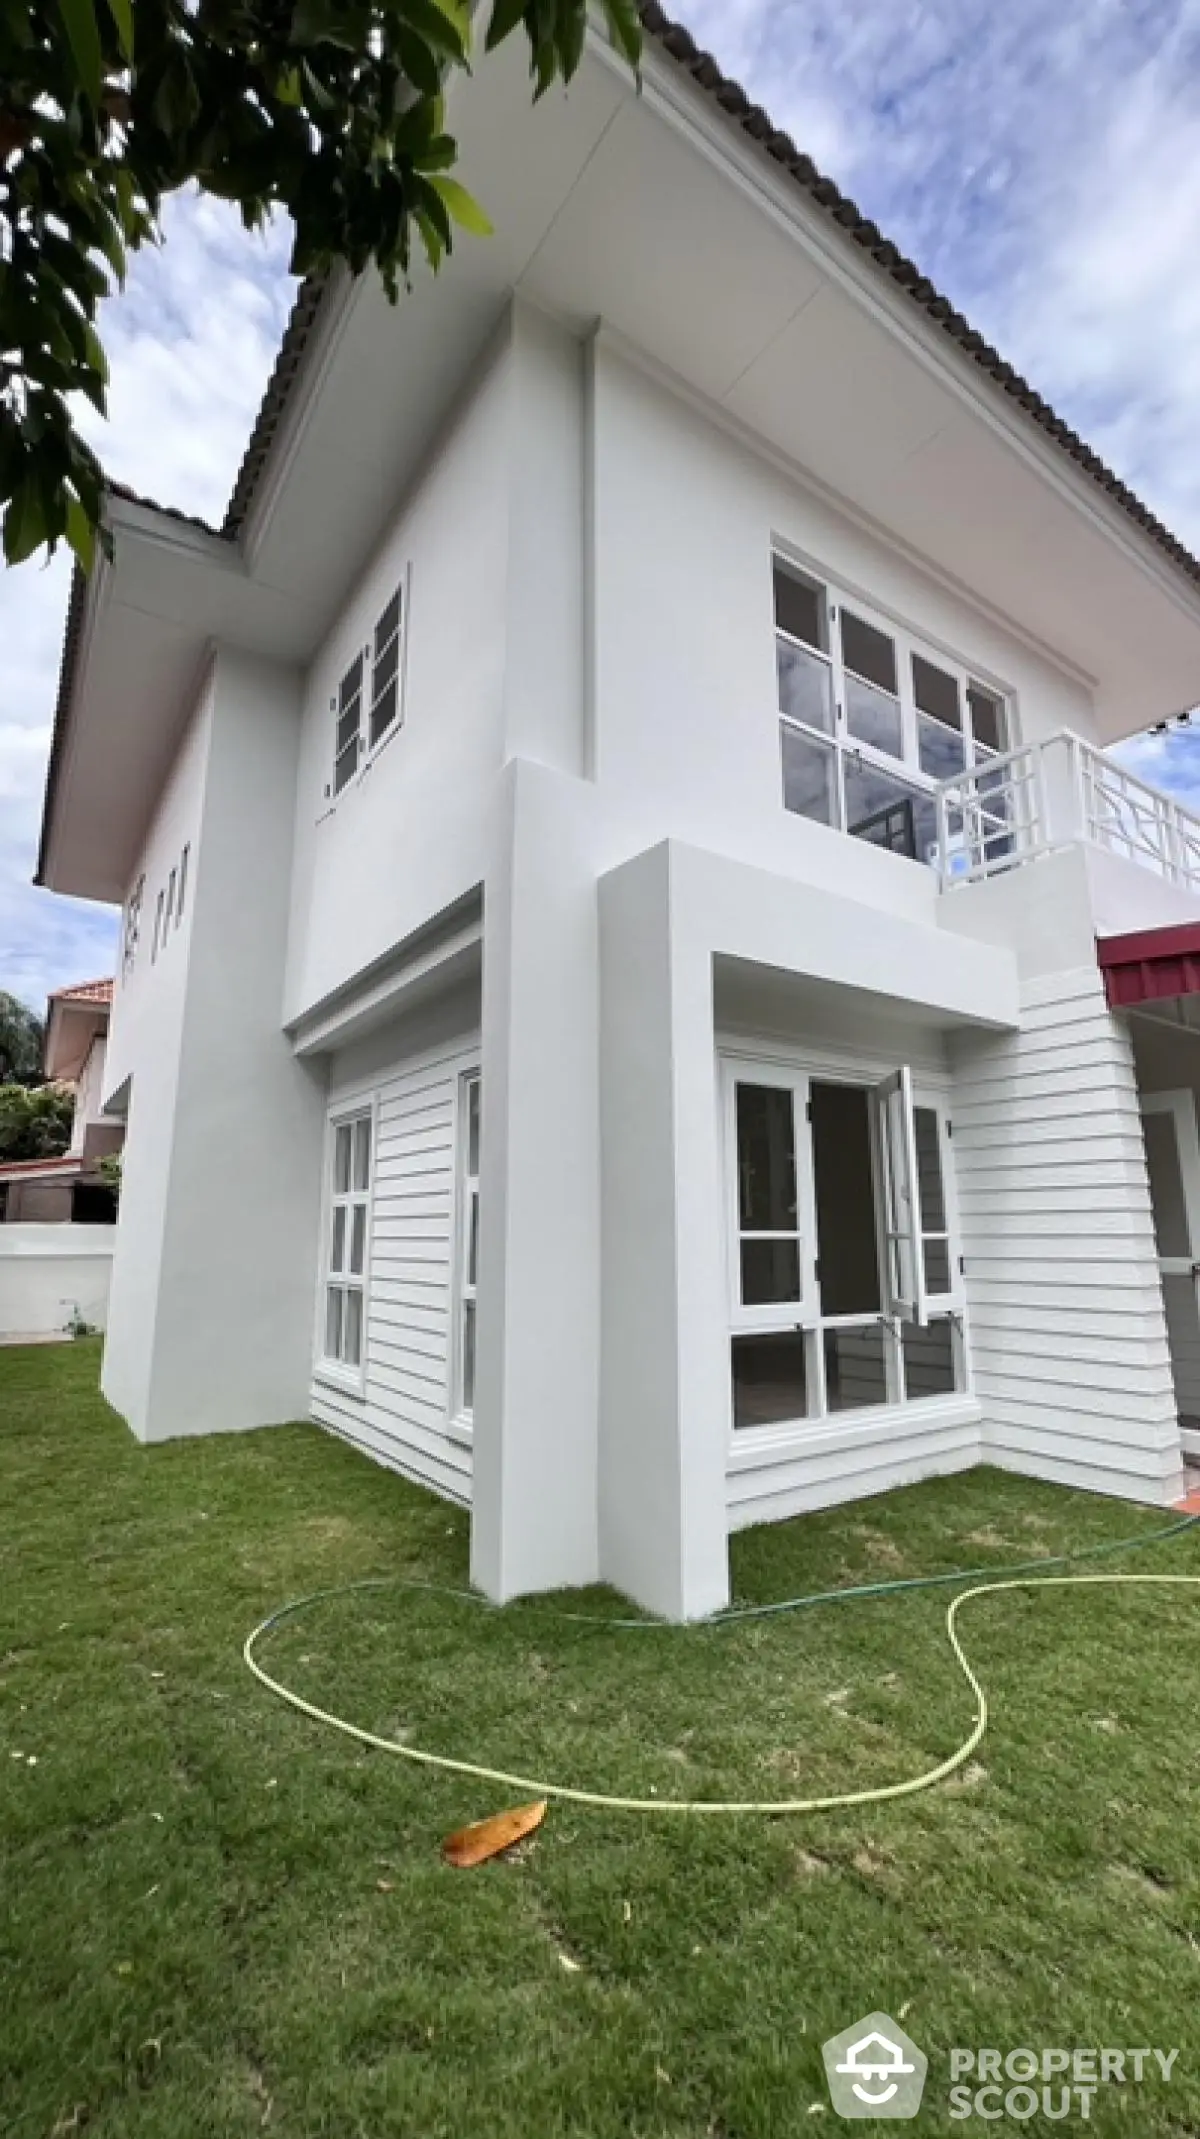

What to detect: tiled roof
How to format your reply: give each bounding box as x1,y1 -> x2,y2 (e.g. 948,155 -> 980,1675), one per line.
50,978 -> 114,1006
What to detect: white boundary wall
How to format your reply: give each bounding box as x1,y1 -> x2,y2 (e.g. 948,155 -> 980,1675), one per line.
0,1226 -> 115,1338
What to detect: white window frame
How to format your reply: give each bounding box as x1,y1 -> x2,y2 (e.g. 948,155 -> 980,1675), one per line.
773,552 -> 1012,866
314,1097 -> 377,1396
325,564 -> 412,809
721,1048 -> 968,1440
450,1070 -> 481,1431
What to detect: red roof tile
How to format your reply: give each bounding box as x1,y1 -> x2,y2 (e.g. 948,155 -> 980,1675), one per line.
50,977 -> 114,1006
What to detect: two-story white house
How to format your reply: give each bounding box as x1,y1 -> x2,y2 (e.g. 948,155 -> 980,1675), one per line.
34,6 -> 1200,1617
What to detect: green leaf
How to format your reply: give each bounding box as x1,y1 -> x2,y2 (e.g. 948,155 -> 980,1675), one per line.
55,0 -> 104,106
486,0 -> 528,49
64,492 -> 96,573
4,477 -> 49,567
104,0 -> 134,62
428,174 -> 492,237
413,206 -> 445,271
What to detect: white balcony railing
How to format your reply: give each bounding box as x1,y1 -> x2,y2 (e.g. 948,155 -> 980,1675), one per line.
933,730 -> 1200,897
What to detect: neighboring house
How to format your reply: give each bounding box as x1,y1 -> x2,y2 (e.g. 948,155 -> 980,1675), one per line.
32,10 -> 1200,1617
0,979 -> 122,1223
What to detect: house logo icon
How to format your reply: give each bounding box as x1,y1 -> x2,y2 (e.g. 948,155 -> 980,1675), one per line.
822,2012 -> 928,2118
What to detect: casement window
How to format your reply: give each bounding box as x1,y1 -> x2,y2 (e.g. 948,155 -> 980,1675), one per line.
774,558 -> 1008,866
453,1073 -> 481,1421
724,1057 -> 965,1432
329,577 -> 408,797
322,1110 -> 373,1376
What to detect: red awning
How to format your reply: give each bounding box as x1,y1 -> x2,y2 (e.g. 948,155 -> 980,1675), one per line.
1098,921 -> 1200,1008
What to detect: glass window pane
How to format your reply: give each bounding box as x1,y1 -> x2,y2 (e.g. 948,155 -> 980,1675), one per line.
331,1204 -> 346,1274
334,1125 -> 352,1195
462,1299 -> 476,1412
353,1118 -> 371,1193
824,1324 -> 889,1411
845,675 -> 903,758
344,1286 -> 363,1368
809,1081 -> 881,1317
370,679 -> 398,747
918,711 -> 967,782
1144,1111 -> 1192,1258
841,611 -> 897,695
912,654 -> 961,731
349,1203 -> 366,1276
741,1238 -> 801,1306
773,566 -> 824,650
968,685 -> 1005,755
902,1317 -> 959,1399
325,1285 -> 343,1361
467,1188 -> 479,1289
777,638 -> 834,733
913,1108 -> 947,1232
781,722 -> 839,827
375,590 -> 402,659
732,1332 -> 810,1429
736,1084 -> 797,1232
924,1239 -> 952,1294
467,1079 -> 480,1176
844,757 -> 937,864
339,653 -> 364,713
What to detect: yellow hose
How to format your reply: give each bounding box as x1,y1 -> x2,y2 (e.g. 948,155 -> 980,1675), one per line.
242,1571 -> 1200,1818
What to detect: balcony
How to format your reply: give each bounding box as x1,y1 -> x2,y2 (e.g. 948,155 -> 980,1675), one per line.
932,731 -> 1200,903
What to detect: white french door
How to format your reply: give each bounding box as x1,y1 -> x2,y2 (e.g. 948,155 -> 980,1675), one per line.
1142,1089 -> 1200,1448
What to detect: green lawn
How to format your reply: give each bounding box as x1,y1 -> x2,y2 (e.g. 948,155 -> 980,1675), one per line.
4,1342 -> 1200,2136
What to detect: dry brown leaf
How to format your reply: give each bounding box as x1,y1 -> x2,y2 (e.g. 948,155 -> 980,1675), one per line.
441,1800 -> 546,1868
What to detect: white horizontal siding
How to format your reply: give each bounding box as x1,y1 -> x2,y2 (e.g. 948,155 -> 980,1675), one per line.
728,1403 -> 981,1531
310,1025 -> 479,1506
950,965 -> 1184,1507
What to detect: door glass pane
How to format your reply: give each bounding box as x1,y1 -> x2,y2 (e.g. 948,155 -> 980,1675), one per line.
913,1109 -> 947,1231
777,640 -> 834,733
902,1318 -> 958,1398
741,1239 -> 802,1306
781,722 -> 839,826
810,1082 -> 881,1317
343,1287 -> 363,1368
331,1205 -> 346,1274
736,1085 -> 797,1231
845,675 -> 903,758
353,1117 -> 371,1192
325,1285 -> 343,1360
334,1124 -> 352,1195
462,1299 -> 476,1412
349,1203 -> 366,1276
844,757 -> 936,864
732,1332 -> 810,1429
824,1324 -> 888,1411
774,565 -> 825,649
918,712 -> 967,782
923,1239 -> 952,1294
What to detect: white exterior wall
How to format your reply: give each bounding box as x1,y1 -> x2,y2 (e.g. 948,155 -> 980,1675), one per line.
68,1035 -> 110,1157
951,966 -> 1184,1505
313,992 -> 480,1503
0,1226 -> 114,1338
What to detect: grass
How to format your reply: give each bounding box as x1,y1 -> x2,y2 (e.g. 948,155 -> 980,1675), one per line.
4,1346 -> 1200,2136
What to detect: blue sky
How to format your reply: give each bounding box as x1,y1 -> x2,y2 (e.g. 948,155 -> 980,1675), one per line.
4,0 -> 1200,1010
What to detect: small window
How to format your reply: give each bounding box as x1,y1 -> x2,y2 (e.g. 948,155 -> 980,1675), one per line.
122,875 -> 144,978
333,653 -> 365,796
370,586 -> 404,748
323,1111 -> 372,1373
455,1074 -> 481,1419
176,845 -> 189,928
151,889 -> 164,964
164,867 -> 177,936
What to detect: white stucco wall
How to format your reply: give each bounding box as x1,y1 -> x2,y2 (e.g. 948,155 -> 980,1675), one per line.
0,1227 -> 114,1338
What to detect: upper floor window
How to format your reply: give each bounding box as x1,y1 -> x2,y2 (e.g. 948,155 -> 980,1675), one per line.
121,875 -> 145,979
774,559 -> 1008,866
330,576 -> 407,798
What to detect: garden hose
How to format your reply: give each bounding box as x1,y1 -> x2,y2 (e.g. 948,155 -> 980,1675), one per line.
242,1514 -> 1200,1819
